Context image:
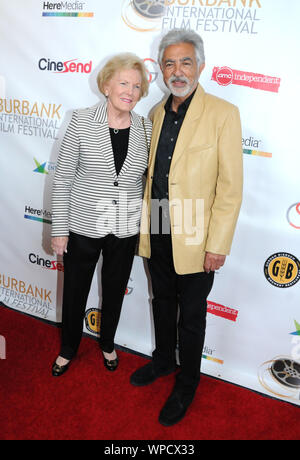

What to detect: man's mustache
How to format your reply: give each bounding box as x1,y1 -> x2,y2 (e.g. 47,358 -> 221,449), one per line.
169,76 -> 189,84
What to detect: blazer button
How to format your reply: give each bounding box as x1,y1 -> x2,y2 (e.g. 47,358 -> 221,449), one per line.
114,181 -> 119,186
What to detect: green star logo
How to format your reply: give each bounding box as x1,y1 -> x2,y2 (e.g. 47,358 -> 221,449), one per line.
33,158 -> 48,174
290,320 -> 300,336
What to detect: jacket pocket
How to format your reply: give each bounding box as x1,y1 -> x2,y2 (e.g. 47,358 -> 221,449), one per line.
186,144 -> 214,154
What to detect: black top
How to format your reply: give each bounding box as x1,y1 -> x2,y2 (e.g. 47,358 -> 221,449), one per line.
109,127 -> 130,176
151,90 -> 196,235
151,89 -> 196,200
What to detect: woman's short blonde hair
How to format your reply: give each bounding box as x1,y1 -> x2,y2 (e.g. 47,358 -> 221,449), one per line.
97,53 -> 149,100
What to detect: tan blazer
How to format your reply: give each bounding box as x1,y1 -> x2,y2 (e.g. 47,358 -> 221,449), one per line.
139,84 -> 243,275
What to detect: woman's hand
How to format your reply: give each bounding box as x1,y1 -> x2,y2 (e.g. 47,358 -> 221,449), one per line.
51,236 -> 69,256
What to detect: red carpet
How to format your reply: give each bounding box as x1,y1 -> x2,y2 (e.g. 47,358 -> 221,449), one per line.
0,304 -> 299,441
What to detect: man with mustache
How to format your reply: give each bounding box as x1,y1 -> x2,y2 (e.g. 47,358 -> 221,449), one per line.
130,29 -> 243,426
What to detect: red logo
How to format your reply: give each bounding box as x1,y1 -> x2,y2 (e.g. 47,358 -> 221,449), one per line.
207,301 -> 238,322
38,58 -> 92,74
214,66 -> 234,86
212,66 -> 281,93
287,203 -> 300,229
144,58 -> 159,84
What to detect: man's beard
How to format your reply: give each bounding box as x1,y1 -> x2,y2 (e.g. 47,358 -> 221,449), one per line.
167,75 -> 196,98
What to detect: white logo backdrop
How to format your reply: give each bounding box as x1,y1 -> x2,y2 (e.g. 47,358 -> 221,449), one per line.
0,0 -> 300,405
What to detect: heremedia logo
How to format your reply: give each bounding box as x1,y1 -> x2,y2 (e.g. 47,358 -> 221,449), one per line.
242,136 -> 272,158
42,1 -> 94,17
24,205 -> 52,224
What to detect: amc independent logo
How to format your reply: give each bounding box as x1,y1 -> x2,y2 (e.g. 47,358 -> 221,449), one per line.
207,301 -> 238,322
212,66 -> 281,93
264,253 -> 300,288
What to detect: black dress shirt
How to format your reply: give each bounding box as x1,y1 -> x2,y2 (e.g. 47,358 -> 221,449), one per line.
151,90 -> 196,234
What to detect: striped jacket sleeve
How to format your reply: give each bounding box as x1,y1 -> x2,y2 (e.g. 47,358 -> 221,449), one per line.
51,110 -> 79,237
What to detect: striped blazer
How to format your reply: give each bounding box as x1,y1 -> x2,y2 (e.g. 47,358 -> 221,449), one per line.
51,102 -> 152,238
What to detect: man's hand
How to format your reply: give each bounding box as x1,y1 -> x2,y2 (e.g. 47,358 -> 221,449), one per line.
204,252 -> 226,273
51,236 -> 69,256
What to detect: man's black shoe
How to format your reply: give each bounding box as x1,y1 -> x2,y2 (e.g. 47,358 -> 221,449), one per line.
130,361 -> 176,387
158,388 -> 195,427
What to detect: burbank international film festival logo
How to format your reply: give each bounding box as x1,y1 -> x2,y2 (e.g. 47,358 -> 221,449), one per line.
122,0 -> 263,34
264,252 -> 300,288
0,98 -> 62,140
0,274 -> 53,320
258,320 -> 300,404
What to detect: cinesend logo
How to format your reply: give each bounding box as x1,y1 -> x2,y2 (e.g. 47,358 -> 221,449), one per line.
38,58 -> 92,74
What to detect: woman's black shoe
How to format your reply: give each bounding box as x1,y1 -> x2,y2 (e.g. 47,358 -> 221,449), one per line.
52,359 -> 71,377
103,352 -> 119,372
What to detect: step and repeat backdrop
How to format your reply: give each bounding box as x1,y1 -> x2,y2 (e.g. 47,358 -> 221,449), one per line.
1,0 -> 300,406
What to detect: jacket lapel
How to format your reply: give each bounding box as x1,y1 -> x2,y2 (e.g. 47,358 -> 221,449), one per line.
170,84 -> 205,171
93,103 -> 144,179
147,104 -> 165,177
118,110 -> 142,178
93,103 -> 117,179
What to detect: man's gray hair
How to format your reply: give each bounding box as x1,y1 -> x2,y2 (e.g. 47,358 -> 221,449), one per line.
158,29 -> 205,67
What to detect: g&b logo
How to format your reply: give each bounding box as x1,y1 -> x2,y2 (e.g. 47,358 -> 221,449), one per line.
264,252 -> 300,288
85,308 -> 101,335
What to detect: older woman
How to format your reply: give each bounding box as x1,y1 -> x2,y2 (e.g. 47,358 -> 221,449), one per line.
51,53 -> 151,376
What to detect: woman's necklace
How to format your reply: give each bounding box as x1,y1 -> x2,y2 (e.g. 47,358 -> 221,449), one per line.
108,109 -> 130,135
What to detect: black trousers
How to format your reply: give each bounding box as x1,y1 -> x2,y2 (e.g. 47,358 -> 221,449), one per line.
60,232 -> 137,360
148,234 -> 215,392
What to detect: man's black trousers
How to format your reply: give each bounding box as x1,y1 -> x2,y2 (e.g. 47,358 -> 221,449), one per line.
148,234 -> 215,392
